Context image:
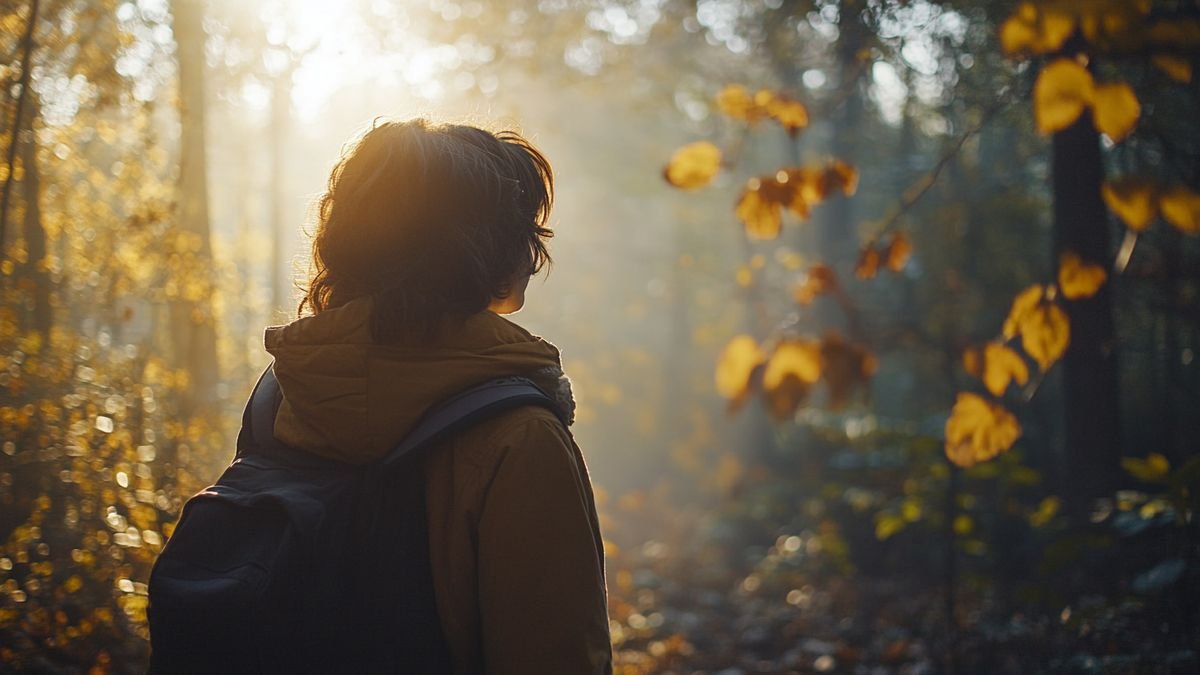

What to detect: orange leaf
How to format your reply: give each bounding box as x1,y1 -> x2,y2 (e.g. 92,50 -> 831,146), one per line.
1020,301 -> 1070,371
826,160 -> 859,197
945,393 -> 1022,468
792,264 -> 837,305
1160,185 -> 1200,235
883,232 -> 912,272
855,247 -> 880,279
962,346 -> 983,378
1092,82 -> 1140,142
820,333 -> 875,409
664,141 -> 722,190
1033,59 -> 1094,135
1057,251 -> 1107,300
783,167 -> 828,217
715,335 -> 765,401
1102,177 -> 1158,232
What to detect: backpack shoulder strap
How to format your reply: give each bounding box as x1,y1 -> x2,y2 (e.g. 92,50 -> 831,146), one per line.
239,365 -> 559,466
383,377 -> 560,466
249,365 -> 283,453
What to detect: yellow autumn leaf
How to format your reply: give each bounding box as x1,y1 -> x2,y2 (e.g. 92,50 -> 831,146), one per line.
1160,185 -> 1200,234
945,392 -> 1023,468
875,513 -> 906,540
63,575 -> 84,594
1020,301 -> 1070,371
1058,251 -> 1107,300
663,141 -> 722,190
784,167 -> 828,217
1035,7 -> 1077,52
999,3 -> 1073,56
763,338 -> 822,389
716,84 -> 758,121
1151,54 -> 1192,83
1092,82 -> 1140,142
736,179 -> 785,240
954,514 -> 974,535
980,342 -> 1030,397
1102,177 -> 1158,231
715,335 -> 765,400
765,96 -> 810,134
999,10 -> 1039,56
1029,496 -> 1060,527
1121,452 -> 1170,483
1033,59 -> 1094,135
762,338 -> 822,420
1002,284 -> 1045,339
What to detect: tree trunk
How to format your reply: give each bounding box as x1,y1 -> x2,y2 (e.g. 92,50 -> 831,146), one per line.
1051,110 -> 1122,517
21,95 -> 51,337
0,0 -> 38,252
268,72 -> 289,319
816,0 -> 866,331
170,0 -> 220,414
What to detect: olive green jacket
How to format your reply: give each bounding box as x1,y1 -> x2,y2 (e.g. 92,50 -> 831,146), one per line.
264,297 -> 611,674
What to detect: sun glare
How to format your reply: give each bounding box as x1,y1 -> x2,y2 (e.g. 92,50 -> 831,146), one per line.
238,0 -> 446,120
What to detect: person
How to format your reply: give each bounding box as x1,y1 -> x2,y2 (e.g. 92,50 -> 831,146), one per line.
266,118 -> 611,673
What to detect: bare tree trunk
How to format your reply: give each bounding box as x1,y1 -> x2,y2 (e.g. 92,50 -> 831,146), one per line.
171,0 -> 220,414
1052,109 -> 1121,519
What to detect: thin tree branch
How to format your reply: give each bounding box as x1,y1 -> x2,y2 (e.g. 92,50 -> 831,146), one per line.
0,0 -> 39,251
866,100 -> 1010,243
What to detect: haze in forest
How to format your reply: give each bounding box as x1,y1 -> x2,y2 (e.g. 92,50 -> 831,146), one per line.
2,0 -> 1198,671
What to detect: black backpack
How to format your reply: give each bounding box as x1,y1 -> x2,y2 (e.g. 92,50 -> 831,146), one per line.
147,365 -> 560,674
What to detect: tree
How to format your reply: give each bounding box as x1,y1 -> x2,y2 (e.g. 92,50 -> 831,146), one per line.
168,0 -> 220,414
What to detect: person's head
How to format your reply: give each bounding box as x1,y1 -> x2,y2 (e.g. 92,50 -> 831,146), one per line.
299,118 -> 554,340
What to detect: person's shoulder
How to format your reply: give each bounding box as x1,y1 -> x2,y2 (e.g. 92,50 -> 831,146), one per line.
444,403 -> 572,470
478,403 -> 571,452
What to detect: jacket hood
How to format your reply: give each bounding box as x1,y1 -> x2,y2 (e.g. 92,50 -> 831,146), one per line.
264,296 -> 571,464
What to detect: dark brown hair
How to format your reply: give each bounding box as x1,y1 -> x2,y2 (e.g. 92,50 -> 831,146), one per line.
299,118 -> 554,341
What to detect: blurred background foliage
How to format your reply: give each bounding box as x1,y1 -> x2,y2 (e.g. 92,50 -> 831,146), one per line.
1,0 -> 1198,673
